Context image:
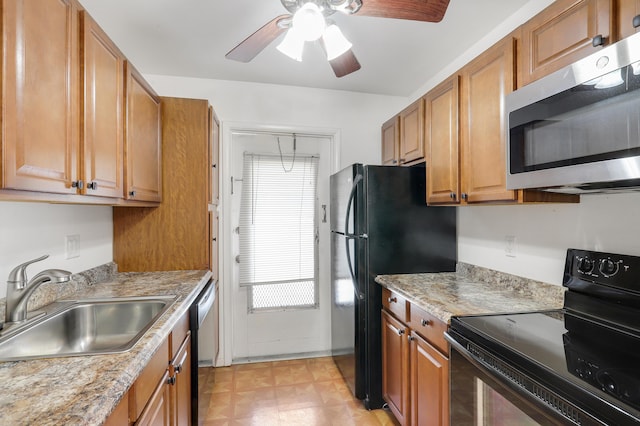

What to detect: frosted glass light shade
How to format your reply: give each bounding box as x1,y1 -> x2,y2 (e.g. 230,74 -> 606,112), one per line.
277,28 -> 304,61
292,3 -> 325,41
323,24 -> 352,60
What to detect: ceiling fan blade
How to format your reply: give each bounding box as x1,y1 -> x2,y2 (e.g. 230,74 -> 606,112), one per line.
226,14 -> 291,62
357,0 -> 451,22
329,49 -> 361,78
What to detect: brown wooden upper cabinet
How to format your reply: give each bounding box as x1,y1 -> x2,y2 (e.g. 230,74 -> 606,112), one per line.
460,37 -> 519,204
520,0 -> 613,86
381,116 -> 400,165
425,75 -> 460,205
2,0 -> 80,194
399,99 -> 425,165
124,62 -> 162,202
209,107 -> 220,205
81,11 -> 125,198
618,0 -> 640,40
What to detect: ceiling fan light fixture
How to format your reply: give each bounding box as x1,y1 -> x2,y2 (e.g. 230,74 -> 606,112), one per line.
292,3 -> 326,41
277,28 -> 305,61
323,24 -> 352,60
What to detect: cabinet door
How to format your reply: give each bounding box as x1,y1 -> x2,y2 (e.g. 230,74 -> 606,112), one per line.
2,0 -> 79,193
81,11 -> 124,198
425,75 -> 460,205
410,332 -> 449,426
382,310 -> 410,426
170,333 -> 192,426
135,371 -> 171,426
618,0 -> 640,40
520,0 -> 613,85
125,61 -> 162,202
209,107 -> 220,205
399,100 -> 425,164
461,37 -> 518,204
210,211 -> 219,280
381,117 -> 400,165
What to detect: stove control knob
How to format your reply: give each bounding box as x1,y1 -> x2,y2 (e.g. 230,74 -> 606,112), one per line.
577,257 -> 594,274
599,259 -> 619,277
599,372 -> 618,396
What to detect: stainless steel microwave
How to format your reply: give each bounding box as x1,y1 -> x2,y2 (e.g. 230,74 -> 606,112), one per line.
506,31 -> 640,194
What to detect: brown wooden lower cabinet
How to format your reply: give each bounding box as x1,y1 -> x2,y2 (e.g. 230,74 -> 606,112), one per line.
382,290 -> 450,426
118,312 -> 191,426
382,309 -> 410,424
410,331 -> 449,426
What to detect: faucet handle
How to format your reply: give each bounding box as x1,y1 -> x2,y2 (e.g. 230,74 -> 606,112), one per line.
8,255 -> 49,284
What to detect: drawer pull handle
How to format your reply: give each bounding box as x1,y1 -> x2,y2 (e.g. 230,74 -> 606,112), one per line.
634,15 -> 640,28
421,319 -> 432,327
387,297 -> 397,304
397,328 -> 405,336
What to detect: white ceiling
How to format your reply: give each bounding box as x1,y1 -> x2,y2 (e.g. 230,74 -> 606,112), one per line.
79,0 -> 532,97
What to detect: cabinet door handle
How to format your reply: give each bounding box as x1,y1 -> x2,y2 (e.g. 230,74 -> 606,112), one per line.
634,15 -> 640,28
129,190 -> 136,197
397,328 -> 405,336
392,160 -> 397,164
592,34 -> 605,47
408,335 -> 415,341
461,193 -> 468,200
449,192 -> 456,200
167,375 -> 176,385
72,180 -> 84,190
421,319 -> 432,327
387,297 -> 397,304
87,181 -> 98,190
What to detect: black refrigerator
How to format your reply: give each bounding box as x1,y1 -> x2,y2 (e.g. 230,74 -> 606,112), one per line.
330,164 -> 456,409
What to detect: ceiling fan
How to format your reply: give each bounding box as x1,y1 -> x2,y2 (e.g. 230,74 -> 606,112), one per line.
225,0 -> 451,78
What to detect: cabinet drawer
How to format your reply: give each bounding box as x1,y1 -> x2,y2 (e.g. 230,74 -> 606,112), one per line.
130,337 -> 170,420
382,288 -> 408,323
171,311 -> 189,360
409,304 -> 448,355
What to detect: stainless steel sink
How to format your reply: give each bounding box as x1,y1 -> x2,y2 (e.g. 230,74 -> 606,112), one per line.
0,296 -> 177,361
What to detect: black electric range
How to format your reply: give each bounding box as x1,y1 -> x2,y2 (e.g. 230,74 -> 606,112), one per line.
447,249 -> 640,425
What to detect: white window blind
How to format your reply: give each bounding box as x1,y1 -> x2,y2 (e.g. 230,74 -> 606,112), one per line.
239,153 -> 319,311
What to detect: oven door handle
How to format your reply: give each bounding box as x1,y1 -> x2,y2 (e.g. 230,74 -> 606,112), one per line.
444,331 -> 490,373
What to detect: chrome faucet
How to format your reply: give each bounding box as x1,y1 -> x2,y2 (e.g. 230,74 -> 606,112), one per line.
5,255 -> 72,324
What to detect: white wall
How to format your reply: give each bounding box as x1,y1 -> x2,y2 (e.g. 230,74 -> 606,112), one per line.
0,203 -> 113,296
458,193 -> 640,285
145,76 -> 406,168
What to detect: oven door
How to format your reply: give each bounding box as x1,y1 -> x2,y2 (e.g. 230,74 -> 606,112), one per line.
446,332 -> 604,426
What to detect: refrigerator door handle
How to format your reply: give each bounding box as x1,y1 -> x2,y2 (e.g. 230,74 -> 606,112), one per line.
344,174 -> 363,238
345,236 -> 363,300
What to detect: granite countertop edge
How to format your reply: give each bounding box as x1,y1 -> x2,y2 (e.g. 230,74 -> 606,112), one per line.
0,266 -> 213,426
375,265 -> 565,324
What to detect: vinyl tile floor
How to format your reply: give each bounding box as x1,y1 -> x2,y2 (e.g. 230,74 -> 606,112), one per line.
198,357 -> 399,425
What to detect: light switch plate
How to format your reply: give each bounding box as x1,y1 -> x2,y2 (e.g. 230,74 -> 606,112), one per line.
65,234 -> 80,259
505,235 -> 517,258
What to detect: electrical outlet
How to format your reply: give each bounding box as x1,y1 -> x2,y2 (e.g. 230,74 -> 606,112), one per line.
505,235 -> 517,258
65,234 -> 80,259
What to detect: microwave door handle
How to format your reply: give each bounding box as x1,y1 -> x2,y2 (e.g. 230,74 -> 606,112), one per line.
344,174 -> 363,238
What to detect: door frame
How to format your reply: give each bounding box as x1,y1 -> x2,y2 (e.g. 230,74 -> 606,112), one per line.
218,121 -> 341,366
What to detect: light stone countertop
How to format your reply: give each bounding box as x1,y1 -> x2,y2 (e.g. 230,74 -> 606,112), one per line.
0,266 -> 212,426
375,263 -> 565,324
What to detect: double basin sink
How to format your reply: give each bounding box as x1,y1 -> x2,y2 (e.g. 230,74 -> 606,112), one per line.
0,295 -> 177,361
